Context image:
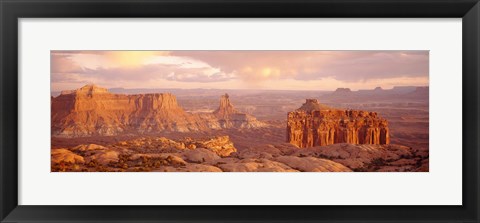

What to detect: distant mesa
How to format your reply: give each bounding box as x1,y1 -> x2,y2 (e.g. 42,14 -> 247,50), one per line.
402,86 -> 429,99
411,86 -> 429,95
51,85 -> 266,137
373,86 -> 383,91
287,99 -> 390,148
334,88 -> 352,93
324,86 -> 429,102
330,88 -> 352,97
391,86 -> 418,94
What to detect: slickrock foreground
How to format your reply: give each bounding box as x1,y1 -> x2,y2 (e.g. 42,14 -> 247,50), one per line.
51,135 -> 427,172
287,99 -> 390,148
51,85 -> 265,137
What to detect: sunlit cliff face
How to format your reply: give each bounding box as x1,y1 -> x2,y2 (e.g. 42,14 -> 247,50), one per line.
51,50 -> 429,91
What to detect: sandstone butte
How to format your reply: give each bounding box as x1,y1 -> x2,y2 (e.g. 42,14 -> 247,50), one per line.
51,85 -> 266,137
287,99 -> 390,148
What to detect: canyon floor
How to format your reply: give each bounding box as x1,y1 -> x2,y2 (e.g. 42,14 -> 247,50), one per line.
51,88 -> 429,172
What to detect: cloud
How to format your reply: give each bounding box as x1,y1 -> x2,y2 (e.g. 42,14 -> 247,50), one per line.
52,50 -> 171,69
51,53 -> 84,74
171,51 -> 429,82
80,64 -> 234,83
50,50 -> 429,91
50,51 -> 235,89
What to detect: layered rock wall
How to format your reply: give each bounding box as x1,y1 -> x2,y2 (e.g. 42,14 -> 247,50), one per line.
287,99 -> 389,148
52,85 -> 265,137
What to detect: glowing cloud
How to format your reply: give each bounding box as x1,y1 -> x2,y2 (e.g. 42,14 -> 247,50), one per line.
50,50 -> 429,91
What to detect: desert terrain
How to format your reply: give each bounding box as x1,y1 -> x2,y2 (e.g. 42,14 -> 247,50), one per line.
51,85 -> 428,172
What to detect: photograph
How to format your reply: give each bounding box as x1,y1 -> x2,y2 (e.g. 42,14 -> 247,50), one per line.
50,50 -> 429,172
3,0 -> 477,221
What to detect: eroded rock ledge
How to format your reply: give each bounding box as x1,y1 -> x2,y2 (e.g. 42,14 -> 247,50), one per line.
52,136 -> 426,172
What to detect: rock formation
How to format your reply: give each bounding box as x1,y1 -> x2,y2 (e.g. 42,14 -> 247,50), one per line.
52,137 -> 426,172
287,99 -> 390,148
51,85 -> 265,137
373,86 -> 384,91
331,88 -> 352,96
407,86 -> 429,97
214,94 -> 236,117
212,93 -> 266,129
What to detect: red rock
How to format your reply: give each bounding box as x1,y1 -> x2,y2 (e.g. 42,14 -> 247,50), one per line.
214,93 -> 237,117
51,85 -> 266,137
287,99 -> 390,148
212,93 -> 267,129
51,148 -> 85,164
275,156 -> 352,172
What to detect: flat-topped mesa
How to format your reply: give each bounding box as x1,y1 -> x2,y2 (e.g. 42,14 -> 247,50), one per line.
412,86 -> 429,95
333,88 -> 352,94
52,85 -> 195,137
329,88 -> 353,98
54,85 -> 183,114
374,86 -> 384,91
287,99 -> 390,148
51,85 -> 267,137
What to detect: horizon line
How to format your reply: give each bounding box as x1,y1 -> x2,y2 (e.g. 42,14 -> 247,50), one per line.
51,85 -> 429,93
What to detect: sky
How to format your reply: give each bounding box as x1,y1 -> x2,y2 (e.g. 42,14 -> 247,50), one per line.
51,50 -> 429,91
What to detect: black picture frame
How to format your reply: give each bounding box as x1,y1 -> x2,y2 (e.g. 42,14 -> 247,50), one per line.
1,0 -> 479,222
